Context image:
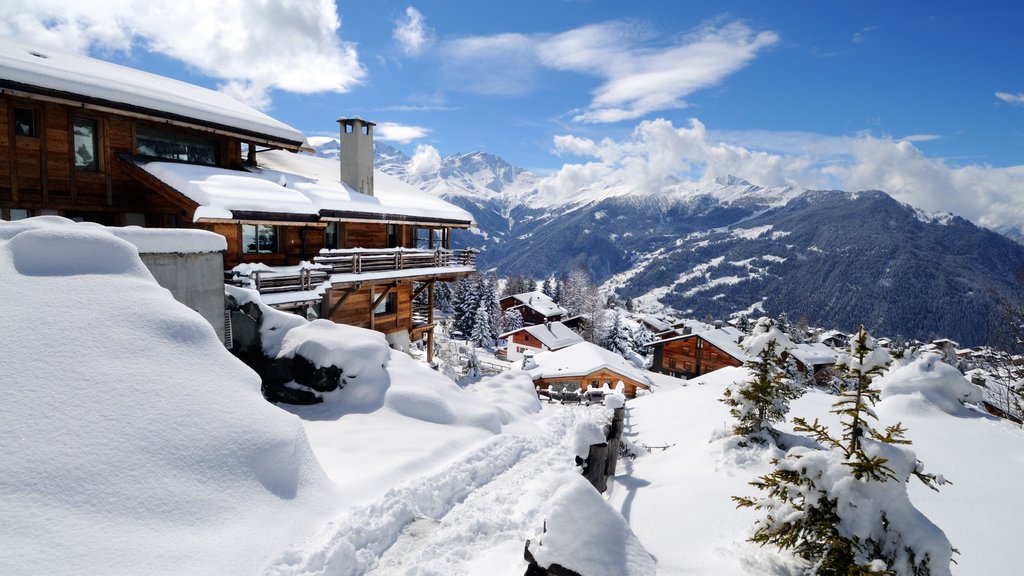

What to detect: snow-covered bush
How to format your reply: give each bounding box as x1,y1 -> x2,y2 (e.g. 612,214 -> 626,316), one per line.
721,316 -> 802,442
735,326 -> 953,575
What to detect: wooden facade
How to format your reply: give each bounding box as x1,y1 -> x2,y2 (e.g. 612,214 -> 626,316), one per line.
2,68 -> 474,354
532,369 -> 649,398
649,335 -> 743,379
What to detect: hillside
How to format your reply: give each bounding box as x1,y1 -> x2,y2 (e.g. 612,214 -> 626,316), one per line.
315,140 -> 1024,345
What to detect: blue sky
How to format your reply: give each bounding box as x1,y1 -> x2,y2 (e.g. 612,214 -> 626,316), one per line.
3,1 -> 1024,230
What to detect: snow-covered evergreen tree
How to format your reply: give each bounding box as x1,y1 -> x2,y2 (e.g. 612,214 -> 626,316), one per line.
434,281 -> 454,315
453,274 -> 481,337
470,301 -> 496,349
604,312 -> 631,356
502,308 -> 524,333
721,316 -> 801,443
542,276 -> 556,300
736,314 -> 752,335
481,274 -> 503,340
735,326 -> 953,576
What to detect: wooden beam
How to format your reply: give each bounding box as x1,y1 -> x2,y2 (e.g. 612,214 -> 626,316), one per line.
370,284 -> 394,311
411,280 -> 432,302
322,286 -> 357,320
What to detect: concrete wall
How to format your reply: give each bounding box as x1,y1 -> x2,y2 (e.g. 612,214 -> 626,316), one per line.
139,251 -> 226,344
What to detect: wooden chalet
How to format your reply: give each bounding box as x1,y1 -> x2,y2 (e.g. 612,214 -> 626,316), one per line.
526,341 -> 651,398
0,39 -> 476,358
784,342 -> 838,383
500,320 -> 583,361
499,291 -> 567,326
646,326 -> 749,379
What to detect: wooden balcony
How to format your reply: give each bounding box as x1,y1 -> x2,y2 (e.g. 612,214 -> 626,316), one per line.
226,247 -> 477,296
313,247 -> 477,275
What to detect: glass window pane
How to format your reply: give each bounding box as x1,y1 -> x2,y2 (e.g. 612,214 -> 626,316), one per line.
9,208 -> 30,220
325,222 -> 339,249
136,127 -> 219,165
242,224 -> 258,254
257,225 -> 277,252
14,108 -> 34,136
73,117 -> 99,171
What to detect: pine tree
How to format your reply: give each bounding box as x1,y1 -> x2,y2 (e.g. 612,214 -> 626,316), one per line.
470,301 -> 496,348
541,276 -> 556,300
736,314 -> 753,335
434,281 -> 454,315
735,326 -> 953,575
453,274 -> 481,337
604,312 -> 631,356
502,308 -> 524,333
721,316 -> 801,442
481,274 -> 503,340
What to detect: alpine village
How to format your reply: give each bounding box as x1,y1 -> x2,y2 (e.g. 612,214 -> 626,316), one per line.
3,7 -> 1024,576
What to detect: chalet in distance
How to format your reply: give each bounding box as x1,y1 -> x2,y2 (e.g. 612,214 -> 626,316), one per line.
499,291 -> 567,326
646,326 -> 749,379
500,320 -> 584,361
526,341 -> 651,398
0,38 -> 475,356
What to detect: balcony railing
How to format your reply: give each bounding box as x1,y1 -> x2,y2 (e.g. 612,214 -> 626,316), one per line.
313,247 -> 477,275
226,247 -> 477,295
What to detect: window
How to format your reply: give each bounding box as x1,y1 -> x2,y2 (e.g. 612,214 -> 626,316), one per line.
324,222 -> 341,249
415,227 -> 431,249
387,224 -> 399,248
373,290 -> 397,316
73,117 -> 99,171
8,208 -> 30,221
14,107 -> 35,137
136,126 -> 219,165
124,213 -> 146,227
242,224 -> 279,254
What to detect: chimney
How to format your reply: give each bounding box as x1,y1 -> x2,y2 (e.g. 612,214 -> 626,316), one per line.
337,116 -> 375,196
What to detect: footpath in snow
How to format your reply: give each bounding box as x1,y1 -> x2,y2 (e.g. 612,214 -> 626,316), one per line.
268,404 -> 599,576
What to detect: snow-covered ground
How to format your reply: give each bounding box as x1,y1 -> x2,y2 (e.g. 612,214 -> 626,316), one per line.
4,216 -> 1022,575
611,362 -> 1024,575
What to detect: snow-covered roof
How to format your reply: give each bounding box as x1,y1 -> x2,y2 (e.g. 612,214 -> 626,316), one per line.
138,152 -> 474,226
788,342 -> 838,367
647,326 -> 750,363
0,37 -> 306,148
502,321 -> 584,350
503,291 -> 567,318
528,341 -> 652,386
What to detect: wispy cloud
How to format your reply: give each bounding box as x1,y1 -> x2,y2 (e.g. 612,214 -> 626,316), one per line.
542,118 -> 1024,235
900,134 -> 943,143
0,0 -> 365,110
439,33 -> 539,96
996,91 -> 1024,106
393,6 -> 431,57
375,122 -> 430,144
541,21 -> 779,123
851,25 -> 883,44
439,19 -> 777,122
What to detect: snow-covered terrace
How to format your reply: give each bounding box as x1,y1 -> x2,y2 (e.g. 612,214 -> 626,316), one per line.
0,38 -> 306,149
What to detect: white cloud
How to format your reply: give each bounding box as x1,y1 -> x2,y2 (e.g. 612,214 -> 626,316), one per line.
542,117 -> 1024,235
440,20 -> 777,122
538,20 -> 778,123
996,91 -> 1024,106
393,6 -> 431,57
375,122 -> 430,144
407,144 -> 442,177
0,0 -> 366,109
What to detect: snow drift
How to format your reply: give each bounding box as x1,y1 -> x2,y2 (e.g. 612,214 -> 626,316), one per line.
0,217 -> 338,575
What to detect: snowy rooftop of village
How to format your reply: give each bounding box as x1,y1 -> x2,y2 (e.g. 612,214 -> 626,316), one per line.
0,37 -> 306,147
502,320 -> 584,350
528,341 -> 652,385
505,291 -> 568,318
788,341 -> 839,366
138,151 -> 474,225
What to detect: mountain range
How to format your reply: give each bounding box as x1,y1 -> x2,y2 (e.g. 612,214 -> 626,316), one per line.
309,140 -> 1024,346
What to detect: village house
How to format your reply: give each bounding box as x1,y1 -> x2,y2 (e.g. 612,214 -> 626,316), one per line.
0,38 -> 475,357
646,326 -> 749,379
499,291 -> 567,326
784,342 -> 838,383
526,341 -> 652,398
500,320 -> 584,361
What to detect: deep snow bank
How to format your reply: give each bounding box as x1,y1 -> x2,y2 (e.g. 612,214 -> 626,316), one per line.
611,360 -> 1023,575
0,217 -> 338,575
